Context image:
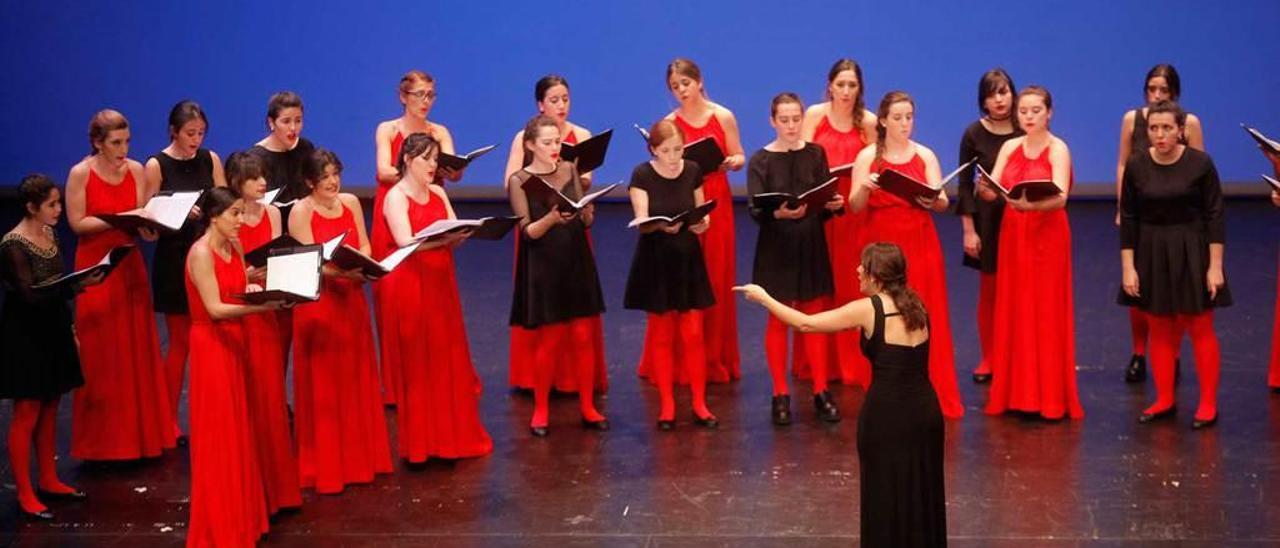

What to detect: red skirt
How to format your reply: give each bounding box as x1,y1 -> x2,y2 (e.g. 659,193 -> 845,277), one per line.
243,311 -> 301,513
371,181 -> 400,405
1267,258 -> 1280,388
862,205 -> 964,418
382,249 -> 493,461
72,234 -> 173,459
186,320 -> 268,547
293,276 -> 393,493
984,207 -> 1083,419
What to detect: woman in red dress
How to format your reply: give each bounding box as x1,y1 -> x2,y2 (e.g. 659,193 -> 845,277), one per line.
225,152 -> 301,513
288,149 -> 392,493
1115,64 -> 1205,383
372,70 -> 459,406
383,132 -> 493,461
65,109 -> 175,459
1259,148 -> 1280,391
507,116 -> 609,436
799,58 -> 877,387
643,58 -> 744,385
184,187 -> 281,547
503,75 -> 608,395
850,91 -> 964,419
978,86 -> 1083,420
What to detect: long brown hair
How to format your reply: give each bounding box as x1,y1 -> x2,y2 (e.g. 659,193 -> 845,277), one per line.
874,91 -> 913,165
861,242 -> 927,332
825,58 -> 865,123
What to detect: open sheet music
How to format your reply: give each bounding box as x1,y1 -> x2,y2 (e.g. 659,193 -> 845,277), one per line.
239,245 -> 323,304
876,158 -> 975,204
438,144 -> 497,172
99,191 -> 203,232
521,177 -> 619,213
976,164 -> 1063,202
33,245 -> 135,291
628,200 -> 717,229
558,129 -> 613,174
413,216 -> 520,242
751,178 -> 838,216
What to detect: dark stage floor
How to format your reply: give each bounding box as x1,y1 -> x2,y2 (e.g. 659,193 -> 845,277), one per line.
2,199 -> 1279,546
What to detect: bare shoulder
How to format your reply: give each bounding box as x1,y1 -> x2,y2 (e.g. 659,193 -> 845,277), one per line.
859,108 -> 878,128
804,102 -> 829,120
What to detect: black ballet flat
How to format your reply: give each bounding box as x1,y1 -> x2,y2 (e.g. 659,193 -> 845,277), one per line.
1191,414 -> 1218,430
657,419 -> 675,431
771,395 -> 792,426
176,435 -> 189,448
581,418 -> 610,432
692,413 -> 719,429
37,489 -> 87,501
529,425 -> 549,438
1271,386 -> 1280,394
19,507 -> 54,521
814,392 -> 842,423
1137,406 -> 1176,424
1124,354 -> 1147,383
972,372 -> 992,384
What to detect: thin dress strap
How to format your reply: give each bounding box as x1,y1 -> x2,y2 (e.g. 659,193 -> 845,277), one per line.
870,294 -> 886,345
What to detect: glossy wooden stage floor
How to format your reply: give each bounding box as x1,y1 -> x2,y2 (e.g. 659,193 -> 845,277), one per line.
2,199 -> 1278,546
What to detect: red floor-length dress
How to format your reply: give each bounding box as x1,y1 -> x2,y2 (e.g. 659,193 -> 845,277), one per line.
864,154 -> 964,418
509,130 -> 609,393
293,205 -> 393,493
803,113 -> 872,387
983,144 -> 1083,419
1266,260 -> 1280,388
185,248 -> 268,547
72,168 -> 174,460
238,211 -> 302,513
373,131 -> 405,405
637,113 -> 740,385
382,193 -> 493,461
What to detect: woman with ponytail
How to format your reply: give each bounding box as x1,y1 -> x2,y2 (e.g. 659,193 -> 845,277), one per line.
735,241 -> 945,547
849,91 -> 964,419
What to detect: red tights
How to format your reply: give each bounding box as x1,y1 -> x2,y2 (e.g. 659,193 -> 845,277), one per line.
8,397 -> 77,513
647,310 -> 712,421
163,313 -> 191,438
1129,307 -> 1148,356
1144,311 -> 1219,421
766,297 -> 832,396
531,316 -> 605,428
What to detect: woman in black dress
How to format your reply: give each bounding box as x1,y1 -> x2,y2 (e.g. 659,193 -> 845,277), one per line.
249,91 -> 316,204
2,175 -> 101,520
735,241 -> 946,547
624,119 -> 718,430
1119,100 -> 1227,429
955,68 -> 1022,384
746,92 -> 845,425
507,115 -> 608,437
143,100 -> 225,443
1115,64 -> 1205,383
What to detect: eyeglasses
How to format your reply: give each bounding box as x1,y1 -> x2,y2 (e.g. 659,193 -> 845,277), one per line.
405,89 -> 437,102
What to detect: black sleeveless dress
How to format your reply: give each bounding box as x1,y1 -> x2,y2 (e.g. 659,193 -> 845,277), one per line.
0,232 -> 83,399
858,295 -> 946,547
150,149 -> 216,314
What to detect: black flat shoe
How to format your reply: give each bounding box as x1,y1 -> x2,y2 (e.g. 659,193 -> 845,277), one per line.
1191,414 -> 1218,430
37,489 -> 87,501
1124,354 -> 1147,383
814,391 -> 842,423
692,413 -> 719,429
529,426 -> 549,437
771,395 -> 792,426
20,507 -> 53,521
581,418 -> 610,431
1138,406 -> 1176,424
657,419 -> 675,431
972,372 -> 992,384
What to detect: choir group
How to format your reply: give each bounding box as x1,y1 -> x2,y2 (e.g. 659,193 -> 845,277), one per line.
2,57 -> 1279,546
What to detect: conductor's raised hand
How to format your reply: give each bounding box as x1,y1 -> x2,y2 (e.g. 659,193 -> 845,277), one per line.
732,283 -> 770,305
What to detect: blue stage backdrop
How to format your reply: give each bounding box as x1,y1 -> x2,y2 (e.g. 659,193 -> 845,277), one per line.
2,0 -> 1278,195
